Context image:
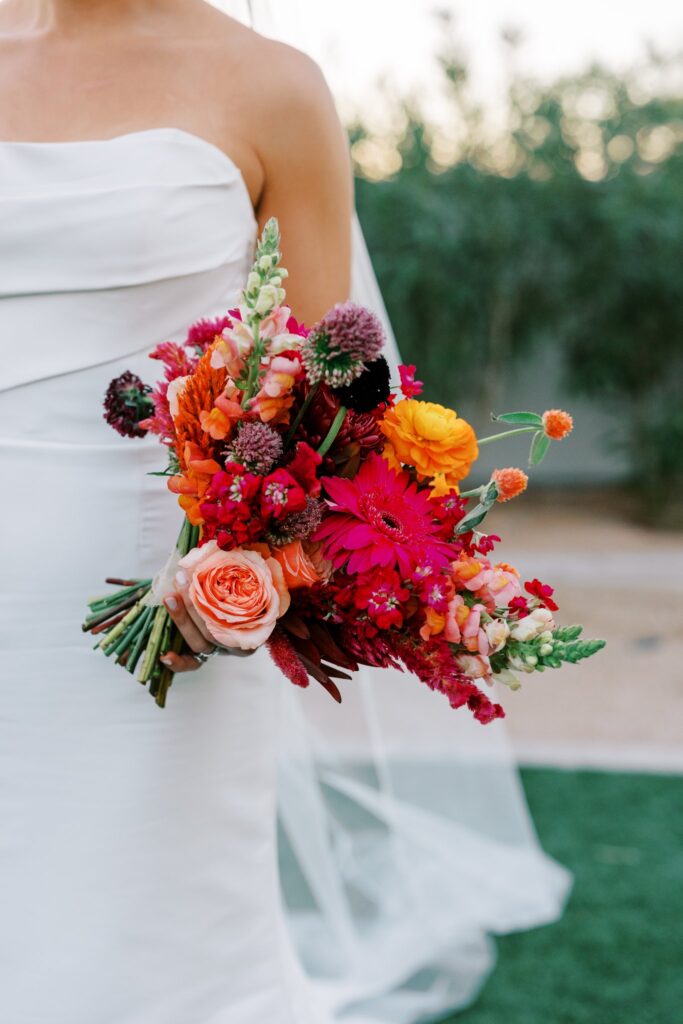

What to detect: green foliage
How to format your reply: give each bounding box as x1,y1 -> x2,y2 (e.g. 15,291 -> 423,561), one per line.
351,15 -> 683,498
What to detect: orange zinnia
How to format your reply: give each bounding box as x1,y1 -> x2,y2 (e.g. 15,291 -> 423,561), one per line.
380,400 -> 478,491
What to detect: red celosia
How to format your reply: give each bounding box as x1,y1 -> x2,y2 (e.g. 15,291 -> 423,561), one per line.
149,341 -> 197,382
266,627 -> 310,689
395,635 -> 505,724
524,578 -> 559,612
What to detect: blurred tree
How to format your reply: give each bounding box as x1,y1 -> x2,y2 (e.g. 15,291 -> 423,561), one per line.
351,13 -> 683,515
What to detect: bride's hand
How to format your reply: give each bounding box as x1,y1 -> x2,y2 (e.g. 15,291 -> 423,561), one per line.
160,592 -> 214,673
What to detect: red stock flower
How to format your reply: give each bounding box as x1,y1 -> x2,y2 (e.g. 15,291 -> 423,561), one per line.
524,578 -> 559,612
398,364 -> 424,399
261,469 -> 308,522
285,442 -> 323,498
509,596 -> 530,618
353,569 -> 411,630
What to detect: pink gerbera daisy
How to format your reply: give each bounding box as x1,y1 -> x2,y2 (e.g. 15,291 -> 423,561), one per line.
315,454 -> 454,576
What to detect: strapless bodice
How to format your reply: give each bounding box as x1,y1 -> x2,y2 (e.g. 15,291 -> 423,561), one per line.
0,128 -> 257,438
0,128 -> 259,633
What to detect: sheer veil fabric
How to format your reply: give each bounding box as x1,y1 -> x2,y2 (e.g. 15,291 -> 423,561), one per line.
223,3 -> 572,1021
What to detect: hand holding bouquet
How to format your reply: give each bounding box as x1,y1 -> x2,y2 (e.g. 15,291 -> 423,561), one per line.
85,218 -> 604,717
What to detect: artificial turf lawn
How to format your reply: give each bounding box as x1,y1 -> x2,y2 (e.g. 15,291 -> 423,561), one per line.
443,768 -> 683,1024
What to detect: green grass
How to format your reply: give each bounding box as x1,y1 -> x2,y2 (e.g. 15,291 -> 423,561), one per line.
442,769 -> 683,1024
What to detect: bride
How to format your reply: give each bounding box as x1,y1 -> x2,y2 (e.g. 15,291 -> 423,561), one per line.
0,1 -> 570,1021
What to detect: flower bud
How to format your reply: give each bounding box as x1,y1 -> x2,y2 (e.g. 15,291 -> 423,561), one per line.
540,643 -> 554,657
254,284 -> 280,317
258,255 -> 273,273
524,654 -> 538,667
246,272 -> 261,294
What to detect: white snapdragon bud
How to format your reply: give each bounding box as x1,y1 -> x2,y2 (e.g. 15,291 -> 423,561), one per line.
539,630 -> 554,644
509,654 -> 537,675
270,275 -> 282,287
510,607 -> 555,643
540,643 -> 554,657
258,254 -> 274,273
254,284 -> 280,317
496,669 -> 522,692
278,268 -> 289,280
524,654 -> 538,667
484,619 -> 510,654
246,271 -> 261,294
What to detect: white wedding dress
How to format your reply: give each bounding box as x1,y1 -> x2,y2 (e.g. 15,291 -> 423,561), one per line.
0,127 -> 570,1024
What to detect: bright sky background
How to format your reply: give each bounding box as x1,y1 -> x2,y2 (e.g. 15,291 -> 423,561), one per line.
229,0 -> 683,123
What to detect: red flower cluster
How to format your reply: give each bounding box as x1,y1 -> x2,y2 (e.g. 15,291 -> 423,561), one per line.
200,443 -> 321,550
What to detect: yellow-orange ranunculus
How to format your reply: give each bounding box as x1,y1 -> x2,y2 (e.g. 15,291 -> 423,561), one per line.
380,400 -> 478,491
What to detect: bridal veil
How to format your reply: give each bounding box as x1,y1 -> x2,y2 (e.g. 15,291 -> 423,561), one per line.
217,4 -> 571,1020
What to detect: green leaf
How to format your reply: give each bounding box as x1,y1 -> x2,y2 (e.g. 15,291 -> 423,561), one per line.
456,502 -> 490,534
529,430 -> 551,466
493,411 -> 544,428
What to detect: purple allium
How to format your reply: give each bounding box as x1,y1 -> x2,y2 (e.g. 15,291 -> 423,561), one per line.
103,371 -> 153,439
302,302 -> 386,388
269,498 -> 323,546
226,421 -> 283,475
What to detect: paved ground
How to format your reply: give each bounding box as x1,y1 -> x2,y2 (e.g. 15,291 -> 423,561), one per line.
487,488 -> 683,772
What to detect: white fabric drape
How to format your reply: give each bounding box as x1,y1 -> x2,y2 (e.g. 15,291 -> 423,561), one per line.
218,5 -> 572,1021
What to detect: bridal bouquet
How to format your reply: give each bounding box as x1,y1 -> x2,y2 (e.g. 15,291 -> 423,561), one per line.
85,218 -> 604,718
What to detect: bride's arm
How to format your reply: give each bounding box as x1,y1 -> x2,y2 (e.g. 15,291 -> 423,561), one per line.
162,46 -> 353,674
252,45 -> 354,324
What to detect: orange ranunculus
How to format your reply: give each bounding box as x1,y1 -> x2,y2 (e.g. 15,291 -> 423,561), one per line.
380,400 -> 478,491
175,542 -> 290,651
381,440 -> 403,473
271,540 -> 320,590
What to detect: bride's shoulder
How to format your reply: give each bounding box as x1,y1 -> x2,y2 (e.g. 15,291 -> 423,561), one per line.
200,9 -> 337,132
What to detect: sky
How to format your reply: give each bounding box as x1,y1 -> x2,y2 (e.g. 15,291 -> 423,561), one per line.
225,0 -> 683,121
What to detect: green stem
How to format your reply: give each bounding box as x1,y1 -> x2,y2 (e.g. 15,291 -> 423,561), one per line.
126,606 -> 155,675
477,426 -> 537,446
242,321 -> 263,407
137,605 -> 169,684
317,406 -> 347,458
459,487 -> 485,499
284,383 -> 319,450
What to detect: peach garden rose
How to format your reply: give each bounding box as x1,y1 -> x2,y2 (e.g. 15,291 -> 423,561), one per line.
175,541 -> 290,651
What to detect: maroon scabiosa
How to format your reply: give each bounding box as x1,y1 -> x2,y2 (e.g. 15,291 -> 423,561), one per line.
302,302 -> 385,387
332,355 -> 391,413
103,371 -> 154,438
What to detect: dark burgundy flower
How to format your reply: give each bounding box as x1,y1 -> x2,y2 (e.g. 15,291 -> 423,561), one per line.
103,371 -> 153,438
332,356 -> 391,413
